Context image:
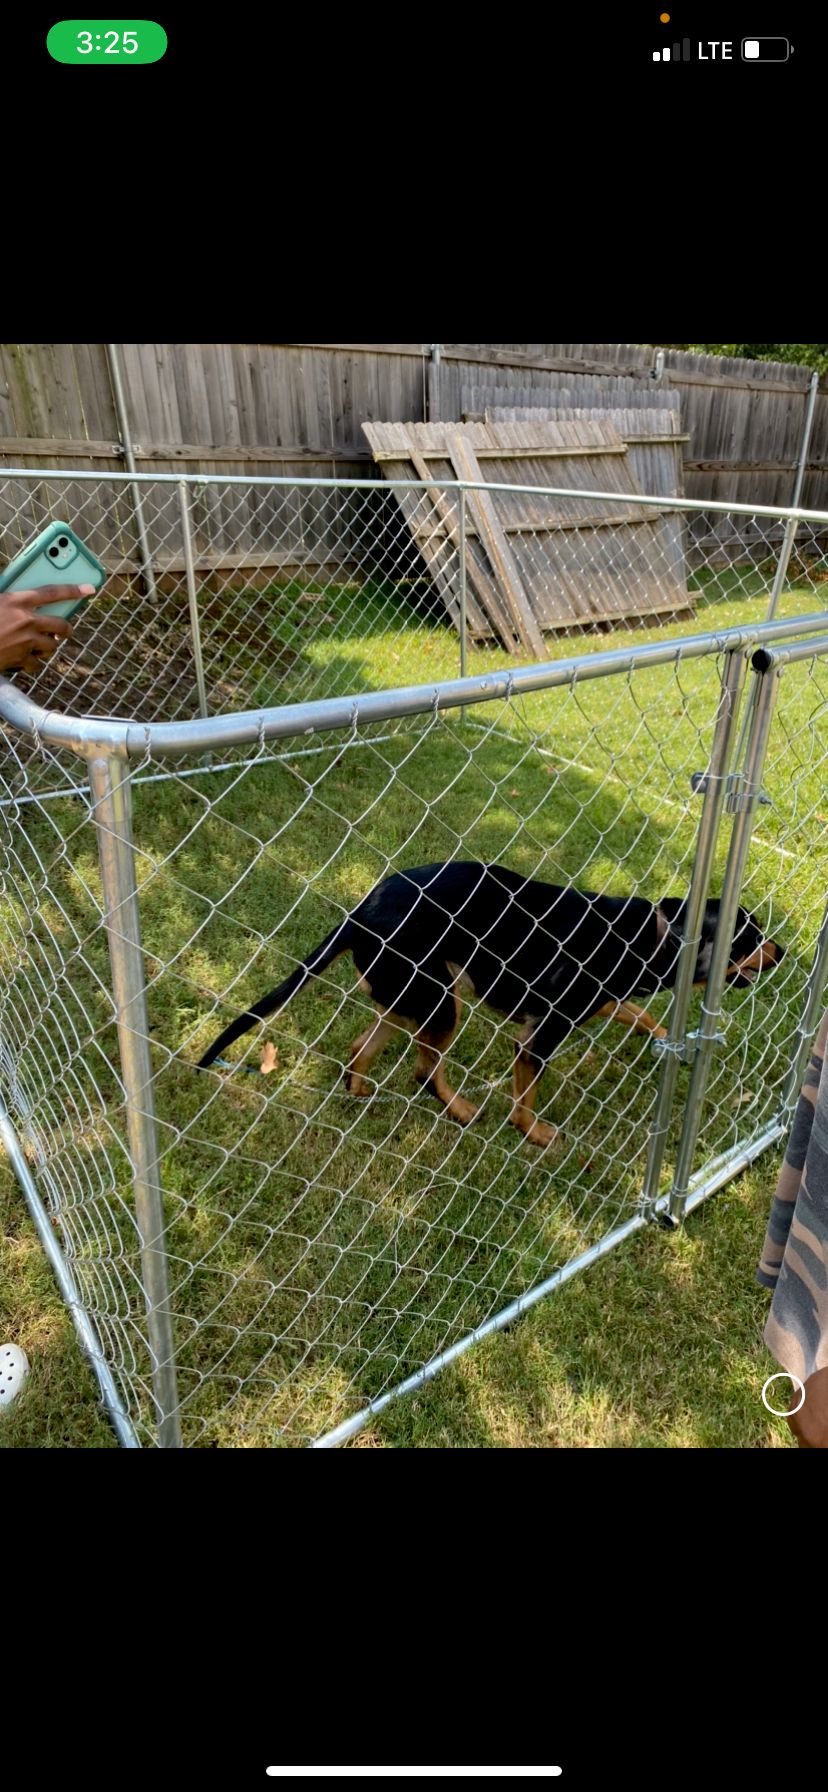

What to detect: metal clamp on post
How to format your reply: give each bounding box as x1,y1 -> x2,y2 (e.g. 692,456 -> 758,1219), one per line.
651,1034 -> 697,1065
690,769 -> 771,807
725,774 -> 770,814
651,1027 -> 724,1065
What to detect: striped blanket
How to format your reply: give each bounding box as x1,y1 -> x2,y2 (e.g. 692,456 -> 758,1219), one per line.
757,1006 -> 828,1379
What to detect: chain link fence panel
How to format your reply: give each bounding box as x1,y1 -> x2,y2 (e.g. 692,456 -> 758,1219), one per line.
2,475 -> 828,1444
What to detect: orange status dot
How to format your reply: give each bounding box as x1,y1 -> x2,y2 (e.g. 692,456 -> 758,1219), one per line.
660,11 -> 670,20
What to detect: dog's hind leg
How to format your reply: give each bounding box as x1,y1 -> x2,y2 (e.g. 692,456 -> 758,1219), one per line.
510,1024 -> 558,1148
345,1012 -> 398,1096
509,1006 -> 580,1148
413,988 -> 481,1126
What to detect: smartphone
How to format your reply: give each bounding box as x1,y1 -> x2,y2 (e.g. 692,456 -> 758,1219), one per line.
0,519 -> 106,618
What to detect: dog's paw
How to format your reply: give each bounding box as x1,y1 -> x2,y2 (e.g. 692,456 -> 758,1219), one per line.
343,1067 -> 373,1098
446,1095 -> 484,1126
513,1117 -> 559,1149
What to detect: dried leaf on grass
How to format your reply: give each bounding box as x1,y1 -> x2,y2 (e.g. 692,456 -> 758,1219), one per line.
260,1041 -> 279,1074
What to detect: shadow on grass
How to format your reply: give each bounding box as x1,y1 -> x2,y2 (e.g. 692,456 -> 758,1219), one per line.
370,1151 -> 796,1449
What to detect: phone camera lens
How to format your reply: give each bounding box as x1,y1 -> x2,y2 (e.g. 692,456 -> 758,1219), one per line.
48,545 -> 59,557
58,537 -> 69,547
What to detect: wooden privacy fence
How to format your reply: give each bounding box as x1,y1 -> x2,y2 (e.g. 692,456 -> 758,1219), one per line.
463,382 -> 685,419
428,346 -> 828,518
2,342 -> 827,581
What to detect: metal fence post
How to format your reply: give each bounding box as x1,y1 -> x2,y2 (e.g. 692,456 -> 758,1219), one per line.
178,479 -> 210,721
104,343 -> 159,603
733,366 -> 820,766
87,748 -> 182,1447
458,486 -> 468,720
765,368 -> 820,622
639,647 -> 750,1220
428,343 -> 443,421
666,653 -> 783,1223
458,487 -> 468,682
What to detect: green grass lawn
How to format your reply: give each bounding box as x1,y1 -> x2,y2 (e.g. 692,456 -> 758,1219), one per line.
2,561 -> 827,1448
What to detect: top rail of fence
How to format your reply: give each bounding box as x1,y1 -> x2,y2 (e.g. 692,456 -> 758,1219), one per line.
3,612 -> 828,762
4,466 -> 828,527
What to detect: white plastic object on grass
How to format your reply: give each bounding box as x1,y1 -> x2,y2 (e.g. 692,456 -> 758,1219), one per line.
0,1344 -> 30,1411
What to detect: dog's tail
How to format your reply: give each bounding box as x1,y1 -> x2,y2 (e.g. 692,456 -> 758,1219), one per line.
196,920 -> 353,1069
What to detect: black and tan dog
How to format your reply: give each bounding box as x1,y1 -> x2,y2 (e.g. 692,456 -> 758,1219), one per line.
197,861 -> 783,1146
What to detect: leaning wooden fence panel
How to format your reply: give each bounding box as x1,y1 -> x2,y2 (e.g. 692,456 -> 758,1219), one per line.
363,418 -> 691,649
482,406 -> 688,587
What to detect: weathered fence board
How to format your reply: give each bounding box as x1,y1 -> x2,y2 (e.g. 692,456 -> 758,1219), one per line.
364,419 -> 690,646
482,405 -> 687,583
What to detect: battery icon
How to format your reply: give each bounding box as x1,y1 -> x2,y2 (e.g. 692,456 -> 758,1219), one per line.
742,38 -> 791,60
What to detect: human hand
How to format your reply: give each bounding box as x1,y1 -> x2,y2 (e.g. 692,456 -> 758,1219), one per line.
0,583 -> 93,673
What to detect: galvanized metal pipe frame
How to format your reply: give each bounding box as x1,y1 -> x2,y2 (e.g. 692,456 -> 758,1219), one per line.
6,464 -> 828,528
639,647 -> 750,1220
3,610 -> 828,763
315,636 -> 828,1444
2,617 -> 828,1447
313,1209 -> 648,1448
86,752 -> 181,1448
3,470 -> 828,1443
665,656 -> 784,1221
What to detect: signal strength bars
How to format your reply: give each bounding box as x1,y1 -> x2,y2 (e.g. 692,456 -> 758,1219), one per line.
653,39 -> 691,59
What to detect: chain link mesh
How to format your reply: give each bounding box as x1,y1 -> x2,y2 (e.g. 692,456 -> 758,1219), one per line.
1,473 -> 828,1444
2,470 -> 828,749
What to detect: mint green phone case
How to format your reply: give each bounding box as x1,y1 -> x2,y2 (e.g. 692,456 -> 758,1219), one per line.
0,520 -> 106,617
